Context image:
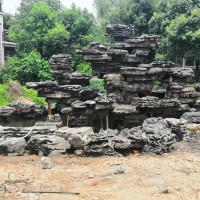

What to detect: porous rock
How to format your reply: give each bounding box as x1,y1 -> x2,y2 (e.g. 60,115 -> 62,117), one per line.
27,135 -> 70,156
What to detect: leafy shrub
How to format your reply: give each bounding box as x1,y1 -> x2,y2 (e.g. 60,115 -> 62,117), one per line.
0,84 -> 12,106
0,83 -> 46,106
76,62 -> 92,74
22,87 -> 46,106
90,76 -> 105,90
0,51 -> 53,85
155,53 -> 167,61
154,80 -> 162,90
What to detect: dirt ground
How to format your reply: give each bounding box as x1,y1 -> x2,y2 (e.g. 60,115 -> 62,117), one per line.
1,140 -> 200,200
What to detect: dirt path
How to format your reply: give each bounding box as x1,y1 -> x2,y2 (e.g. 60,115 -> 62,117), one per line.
1,143 -> 200,200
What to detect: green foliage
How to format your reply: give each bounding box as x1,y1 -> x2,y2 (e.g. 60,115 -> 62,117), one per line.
60,5 -> 95,47
154,80 -> 162,90
90,77 -> 105,90
8,0 -> 99,66
4,13 -> 13,30
0,52 -> 53,85
22,87 -> 46,106
76,63 -> 92,74
0,84 -> 46,106
0,84 -> 12,106
155,53 -> 167,61
149,0 -> 200,61
94,0 -> 156,35
9,1 -> 70,59
59,4 -> 100,66
195,68 -> 200,83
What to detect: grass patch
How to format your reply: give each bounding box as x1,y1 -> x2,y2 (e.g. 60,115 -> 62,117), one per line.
90,77 -> 105,90
22,87 -> 46,106
0,84 -> 12,106
0,83 -> 46,106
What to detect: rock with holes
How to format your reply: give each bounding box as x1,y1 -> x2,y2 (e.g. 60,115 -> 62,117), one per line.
165,118 -> 188,141
84,129 -> 119,156
142,118 -> 176,155
27,135 -> 70,156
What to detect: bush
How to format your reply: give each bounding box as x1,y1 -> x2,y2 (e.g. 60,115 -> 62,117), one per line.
90,76 -> 105,90
153,80 -> 162,90
0,83 -> 46,106
0,84 -> 12,106
0,51 -> 53,85
76,62 -> 92,74
155,53 -> 167,61
22,87 -> 46,106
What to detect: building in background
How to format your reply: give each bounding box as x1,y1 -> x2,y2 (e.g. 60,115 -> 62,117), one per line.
0,0 -> 16,67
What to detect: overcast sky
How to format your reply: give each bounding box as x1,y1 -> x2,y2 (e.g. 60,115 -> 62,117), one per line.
4,0 -> 95,14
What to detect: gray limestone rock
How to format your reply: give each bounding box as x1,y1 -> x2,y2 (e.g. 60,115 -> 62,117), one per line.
27,135 -> 70,156
55,127 -> 95,149
165,118 -> 188,141
41,157 -> 54,169
142,118 -> 176,154
181,112 -> 200,124
0,138 -> 27,156
142,118 -> 168,134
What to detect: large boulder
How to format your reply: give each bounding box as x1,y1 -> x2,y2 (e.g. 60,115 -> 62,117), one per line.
181,112 -> 200,124
55,127 -> 94,149
165,118 -> 188,141
0,138 -> 27,156
27,135 -> 70,156
84,129 -> 118,156
142,118 -> 176,155
142,117 -> 168,134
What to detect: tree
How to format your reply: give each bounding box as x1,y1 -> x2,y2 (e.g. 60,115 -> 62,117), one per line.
149,0 -> 199,35
9,1 -> 70,59
60,4 -> 96,48
18,0 -> 63,16
164,8 -> 200,62
4,13 -> 13,30
0,52 -> 53,84
149,0 -> 200,64
94,0 -> 156,35
59,4 -> 101,66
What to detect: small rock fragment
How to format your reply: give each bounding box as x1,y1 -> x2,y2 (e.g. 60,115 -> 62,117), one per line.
41,157 -> 54,169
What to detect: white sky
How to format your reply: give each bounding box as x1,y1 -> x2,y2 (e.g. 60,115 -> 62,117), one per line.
4,0 -> 95,14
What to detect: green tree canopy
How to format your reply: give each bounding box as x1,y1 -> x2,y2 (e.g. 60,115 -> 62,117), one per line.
60,4 -> 96,48
0,51 -> 53,84
4,13 -> 13,30
94,0 -> 156,35
165,7 -> 200,60
9,1 -> 70,59
149,0 -> 200,61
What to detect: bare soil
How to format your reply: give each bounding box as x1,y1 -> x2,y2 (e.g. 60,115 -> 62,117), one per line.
1,141 -> 200,200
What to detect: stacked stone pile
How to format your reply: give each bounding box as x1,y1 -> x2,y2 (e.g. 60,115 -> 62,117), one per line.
0,117 -> 188,156
49,54 -> 73,85
106,24 -> 135,41
0,102 -> 46,127
17,24 -> 200,130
